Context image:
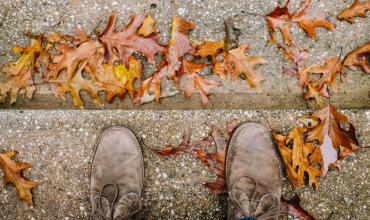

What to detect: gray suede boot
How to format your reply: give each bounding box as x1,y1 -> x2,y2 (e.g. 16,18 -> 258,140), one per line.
90,126 -> 144,220
226,122 -> 282,220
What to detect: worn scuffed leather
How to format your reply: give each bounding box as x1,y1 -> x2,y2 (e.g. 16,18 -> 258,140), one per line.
226,122 -> 282,220
90,126 -> 144,220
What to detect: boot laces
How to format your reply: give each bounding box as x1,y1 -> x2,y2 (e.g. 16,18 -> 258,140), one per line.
229,175 -> 284,220
95,183 -> 141,220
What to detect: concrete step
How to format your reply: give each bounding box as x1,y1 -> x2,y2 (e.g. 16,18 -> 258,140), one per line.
1,0 -> 369,110
0,109 -> 368,219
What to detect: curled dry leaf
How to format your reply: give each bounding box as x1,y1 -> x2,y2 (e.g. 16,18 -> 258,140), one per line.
181,60 -> 220,105
214,45 -> 266,92
224,19 -> 241,51
266,0 -> 335,45
157,119 -> 238,194
140,16 -> 196,102
113,55 -> 142,98
343,42 -> 370,74
302,57 -> 342,107
195,41 -> 225,64
337,0 -> 370,23
0,39 -> 42,104
99,12 -> 164,64
0,150 -> 38,205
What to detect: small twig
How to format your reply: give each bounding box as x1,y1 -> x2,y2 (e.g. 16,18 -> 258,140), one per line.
256,110 -> 274,131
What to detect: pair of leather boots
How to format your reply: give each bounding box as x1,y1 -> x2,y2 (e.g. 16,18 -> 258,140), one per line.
90,122 -> 282,220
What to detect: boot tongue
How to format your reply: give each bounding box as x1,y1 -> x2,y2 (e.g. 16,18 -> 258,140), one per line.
113,192 -> 141,219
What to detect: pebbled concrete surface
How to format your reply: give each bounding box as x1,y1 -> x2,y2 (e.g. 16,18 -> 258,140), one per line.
0,109 -> 369,220
0,0 -> 369,109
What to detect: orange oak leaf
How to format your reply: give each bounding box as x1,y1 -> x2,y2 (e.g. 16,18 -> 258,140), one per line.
195,41 -> 225,64
274,128 -> 321,189
157,119 -> 238,194
214,45 -> 266,92
50,61 -> 104,109
46,30 -> 105,80
337,0 -> 370,23
343,42 -> 370,74
181,60 -> 220,105
305,104 -> 360,175
0,150 -> 38,205
140,16 -> 196,101
302,57 -> 342,107
266,0 -> 335,46
166,16 -> 196,78
99,12 -> 164,65
93,64 -> 127,103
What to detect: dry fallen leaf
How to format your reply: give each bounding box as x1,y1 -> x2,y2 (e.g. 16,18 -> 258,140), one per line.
282,195 -> 315,220
51,61 -> 104,109
99,12 -> 164,65
305,104 -> 360,174
0,150 -> 38,205
266,0 -> 335,45
138,14 -> 157,37
274,128 -> 321,189
214,45 -> 266,92
195,41 -> 225,64
303,57 -> 342,107
140,16 -> 196,102
0,39 -> 43,104
343,42 -> 370,74
181,60 -> 220,105
157,119 -> 238,194
337,0 -> 370,23
46,30 -> 105,80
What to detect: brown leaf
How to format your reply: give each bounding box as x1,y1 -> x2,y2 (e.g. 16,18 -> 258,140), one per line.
157,119 -> 238,194
138,14 -> 156,37
274,129 -> 321,189
181,60 -> 220,105
280,44 -> 309,80
306,104 -> 360,175
266,0 -> 335,45
0,150 -> 38,205
343,42 -> 370,74
282,195 -> 315,220
337,0 -> 370,23
166,16 -> 196,78
195,41 -> 225,64
46,30 -> 105,80
50,61 -> 104,109
215,45 -> 266,92
139,16 -> 196,102
224,19 -> 241,51
99,12 -> 164,64
302,57 -> 342,107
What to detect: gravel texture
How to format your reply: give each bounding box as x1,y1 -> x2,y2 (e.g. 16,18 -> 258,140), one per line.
0,0 -> 369,109
0,109 -> 369,220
